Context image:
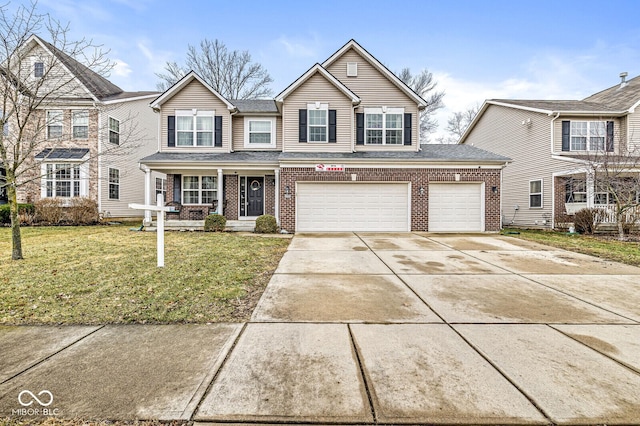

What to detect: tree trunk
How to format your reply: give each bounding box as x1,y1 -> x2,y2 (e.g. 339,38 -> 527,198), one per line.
617,209 -> 625,241
7,182 -> 23,260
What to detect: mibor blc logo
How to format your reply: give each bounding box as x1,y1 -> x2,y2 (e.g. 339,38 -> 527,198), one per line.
12,390 -> 59,416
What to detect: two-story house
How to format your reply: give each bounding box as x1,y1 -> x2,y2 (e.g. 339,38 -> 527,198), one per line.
3,35 -> 163,218
140,40 -> 508,233
460,73 -> 640,229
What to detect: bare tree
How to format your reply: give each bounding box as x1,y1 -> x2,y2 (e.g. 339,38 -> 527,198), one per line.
397,68 -> 445,143
0,1 -> 138,260
587,144 -> 640,240
436,104 -> 480,144
156,39 -> 273,99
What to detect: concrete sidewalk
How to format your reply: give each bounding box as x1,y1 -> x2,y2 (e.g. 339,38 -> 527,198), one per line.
1,233 -> 640,425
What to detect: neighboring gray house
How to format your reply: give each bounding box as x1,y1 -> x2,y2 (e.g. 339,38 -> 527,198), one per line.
460,73 -> 640,229
5,35 -> 164,217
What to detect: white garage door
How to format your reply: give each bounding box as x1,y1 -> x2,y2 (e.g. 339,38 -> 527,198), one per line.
429,183 -> 484,232
296,182 -> 410,232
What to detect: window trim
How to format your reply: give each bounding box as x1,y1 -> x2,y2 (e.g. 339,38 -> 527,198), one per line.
72,110 -> 89,140
529,179 -> 543,209
364,107 -> 404,145
181,175 -> 218,205
47,110 -> 63,139
108,116 -> 120,145
569,120 -> 606,152
244,116 -> 276,148
34,61 -> 44,78
155,177 -> 167,202
40,161 -> 89,199
175,109 -> 215,147
306,103 -> 328,143
108,168 -> 120,200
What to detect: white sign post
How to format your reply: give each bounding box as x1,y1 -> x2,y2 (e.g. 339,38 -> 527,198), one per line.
129,194 -> 174,267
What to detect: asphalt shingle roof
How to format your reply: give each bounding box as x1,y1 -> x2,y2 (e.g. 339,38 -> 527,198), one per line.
231,99 -> 279,113
490,99 -> 621,113
140,144 -> 509,164
583,74 -> 640,110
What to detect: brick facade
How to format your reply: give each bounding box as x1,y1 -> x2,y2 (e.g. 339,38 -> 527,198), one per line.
223,175 -> 239,220
279,167 -> 502,233
265,175 -> 276,216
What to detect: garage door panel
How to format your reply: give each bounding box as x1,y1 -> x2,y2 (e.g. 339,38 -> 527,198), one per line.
429,183 -> 483,232
297,183 -> 409,232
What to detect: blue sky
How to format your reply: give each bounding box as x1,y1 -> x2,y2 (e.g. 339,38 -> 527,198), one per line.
16,0 -> 640,139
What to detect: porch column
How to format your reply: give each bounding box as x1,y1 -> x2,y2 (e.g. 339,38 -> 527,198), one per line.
274,168 -> 280,225
217,168 -> 224,215
586,170 -> 595,208
144,166 -> 152,223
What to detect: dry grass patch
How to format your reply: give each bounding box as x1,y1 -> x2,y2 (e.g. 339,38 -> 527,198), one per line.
503,228 -> 640,267
0,225 -> 289,324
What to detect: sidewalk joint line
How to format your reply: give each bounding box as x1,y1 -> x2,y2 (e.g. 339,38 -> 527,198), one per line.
347,323 -> 377,424
0,325 -> 105,386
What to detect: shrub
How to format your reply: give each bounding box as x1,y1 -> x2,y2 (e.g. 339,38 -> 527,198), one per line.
204,214 -> 226,232
35,198 -> 65,224
255,214 -> 278,233
574,208 -> 605,234
67,197 -> 99,224
554,212 -> 572,232
34,197 -> 99,225
0,203 -> 35,224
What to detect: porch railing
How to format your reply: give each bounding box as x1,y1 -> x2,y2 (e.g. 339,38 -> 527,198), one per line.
566,203 -> 640,223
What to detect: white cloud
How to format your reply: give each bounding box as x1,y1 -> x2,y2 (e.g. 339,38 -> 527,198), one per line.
111,59 -> 132,78
274,36 -> 319,58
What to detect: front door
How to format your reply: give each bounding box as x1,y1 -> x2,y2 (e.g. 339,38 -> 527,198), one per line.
245,176 -> 264,217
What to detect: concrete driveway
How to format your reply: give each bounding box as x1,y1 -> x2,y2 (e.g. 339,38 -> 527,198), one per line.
2,233 -> 640,425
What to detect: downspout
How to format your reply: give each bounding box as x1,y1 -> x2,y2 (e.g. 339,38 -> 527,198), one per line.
97,107 -> 103,214
549,112 -> 560,228
352,104 -> 357,152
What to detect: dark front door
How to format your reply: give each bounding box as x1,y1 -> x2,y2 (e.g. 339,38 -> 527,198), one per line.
246,177 -> 264,216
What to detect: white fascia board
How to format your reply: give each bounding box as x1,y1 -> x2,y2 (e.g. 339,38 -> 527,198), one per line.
275,64 -> 360,104
321,39 -> 427,108
149,71 -> 236,110
103,93 -> 160,105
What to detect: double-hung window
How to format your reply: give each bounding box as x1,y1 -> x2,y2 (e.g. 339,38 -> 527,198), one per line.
47,110 -> 63,139
155,177 -> 167,201
72,110 -> 89,139
307,103 -> 328,143
529,179 -> 543,208
570,121 -> 605,151
108,168 -> 120,200
44,163 -> 82,198
34,62 -> 44,78
176,110 -> 214,146
364,107 -> 403,145
182,176 -> 217,204
109,117 -> 120,144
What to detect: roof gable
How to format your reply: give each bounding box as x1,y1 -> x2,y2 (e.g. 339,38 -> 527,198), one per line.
583,74 -> 640,111
275,63 -> 360,103
29,35 -> 123,101
322,39 -> 426,108
150,71 -> 236,110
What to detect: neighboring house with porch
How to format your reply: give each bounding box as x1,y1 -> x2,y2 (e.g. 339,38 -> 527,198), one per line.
460,73 -> 640,229
1,35 -> 163,217
140,40 -> 508,233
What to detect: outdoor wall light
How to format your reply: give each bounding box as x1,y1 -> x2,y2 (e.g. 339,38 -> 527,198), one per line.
285,185 -> 291,195
419,187 -> 425,196
491,186 -> 498,194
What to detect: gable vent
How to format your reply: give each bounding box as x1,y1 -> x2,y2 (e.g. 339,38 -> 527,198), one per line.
346,62 -> 358,77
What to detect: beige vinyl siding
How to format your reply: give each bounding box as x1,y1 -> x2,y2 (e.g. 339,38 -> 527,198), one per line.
15,45 -> 89,99
464,105 -> 567,229
160,79 -> 231,152
232,116 -> 283,151
100,98 -> 162,217
282,72 -> 352,152
626,111 -> 640,152
326,48 -> 419,150
553,116 -> 622,154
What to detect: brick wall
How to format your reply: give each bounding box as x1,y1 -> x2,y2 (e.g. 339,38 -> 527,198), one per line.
265,175 -> 276,216
224,175 -> 239,220
279,167 -> 502,232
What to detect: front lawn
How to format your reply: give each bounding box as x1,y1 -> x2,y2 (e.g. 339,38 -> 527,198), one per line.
0,225 -> 290,324
503,228 -> 640,267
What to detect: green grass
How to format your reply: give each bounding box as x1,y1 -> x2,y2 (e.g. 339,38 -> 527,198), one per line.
502,228 -> 640,267
0,225 -> 290,325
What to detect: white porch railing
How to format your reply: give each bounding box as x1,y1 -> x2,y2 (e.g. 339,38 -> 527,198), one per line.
565,203 -> 640,223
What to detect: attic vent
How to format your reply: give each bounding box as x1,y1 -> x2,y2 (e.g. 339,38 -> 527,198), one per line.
346,62 -> 358,77
619,72 -> 628,89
